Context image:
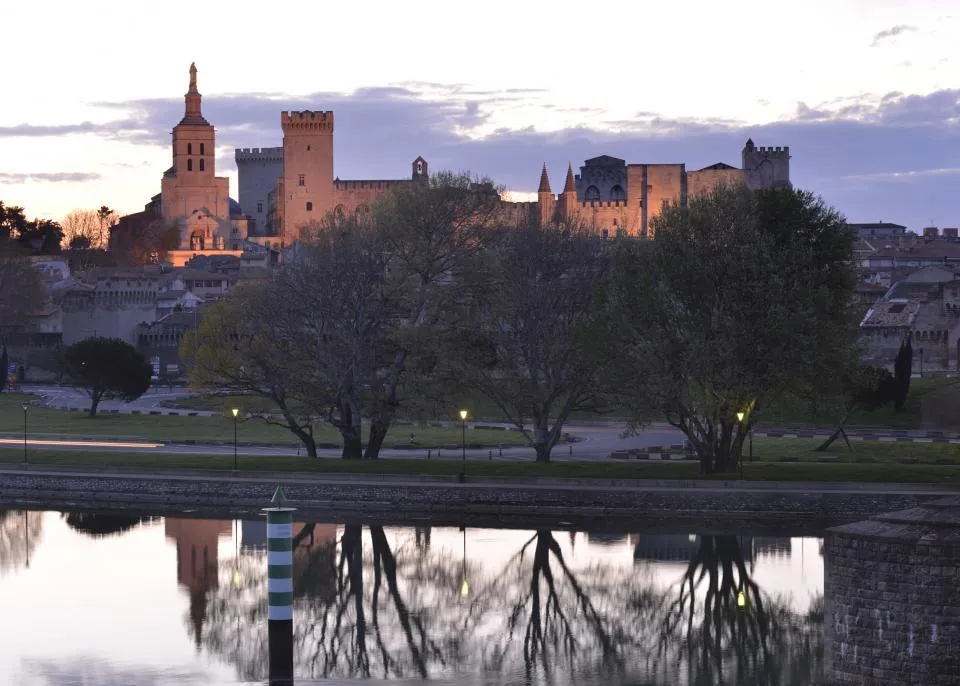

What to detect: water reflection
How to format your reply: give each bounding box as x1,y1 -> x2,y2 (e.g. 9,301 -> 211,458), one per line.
0,510 -> 42,573
0,513 -> 825,685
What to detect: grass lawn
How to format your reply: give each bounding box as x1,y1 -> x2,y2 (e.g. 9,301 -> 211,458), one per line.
747,437 -> 960,464
1,446 -> 959,484
0,393 -> 529,449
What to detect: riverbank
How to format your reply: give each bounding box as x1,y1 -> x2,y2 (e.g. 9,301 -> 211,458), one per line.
1,463 -> 954,531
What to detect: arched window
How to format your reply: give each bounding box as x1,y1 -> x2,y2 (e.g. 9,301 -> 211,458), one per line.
585,186 -> 601,201
610,184 -> 626,201
306,201 -> 313,211
200,143 -> 204,155
187,159 -> 193,171
199,159 -> 205,171
187,143 -> 192,155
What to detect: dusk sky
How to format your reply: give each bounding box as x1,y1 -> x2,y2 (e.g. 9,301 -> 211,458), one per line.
1,0 -> 957,230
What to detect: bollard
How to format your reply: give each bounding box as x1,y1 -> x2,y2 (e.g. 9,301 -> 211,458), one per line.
488,450 -> 492,460
427,449 -> 431,460
264,486 -> 295,686
499,446 -> 502,457
569,445 -> 572,456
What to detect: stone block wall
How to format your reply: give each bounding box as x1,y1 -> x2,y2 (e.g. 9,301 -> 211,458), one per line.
824,497 -> 960,684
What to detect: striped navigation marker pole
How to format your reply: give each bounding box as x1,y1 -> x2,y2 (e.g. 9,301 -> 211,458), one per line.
264,486 -> 295,685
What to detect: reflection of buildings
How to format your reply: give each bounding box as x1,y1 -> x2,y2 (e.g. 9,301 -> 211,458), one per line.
752,537 -> 792,558
164,518 -> 232,649
240,520 -> 338,601
630,534 -> 762,564
585,532 -> 628,547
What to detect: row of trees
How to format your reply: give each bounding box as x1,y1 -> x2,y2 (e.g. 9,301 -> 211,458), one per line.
183,174 -> 860,473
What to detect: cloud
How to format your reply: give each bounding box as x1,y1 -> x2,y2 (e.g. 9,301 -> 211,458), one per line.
5,83 -> 960,229
870,24 -> 917,46
0,172 -> 101,183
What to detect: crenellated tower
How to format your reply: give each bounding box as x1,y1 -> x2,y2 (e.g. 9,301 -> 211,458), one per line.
280,110 -> 335,242
742,138 -> 791,190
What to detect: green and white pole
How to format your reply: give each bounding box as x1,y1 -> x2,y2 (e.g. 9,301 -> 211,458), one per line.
263,486 -> 295,685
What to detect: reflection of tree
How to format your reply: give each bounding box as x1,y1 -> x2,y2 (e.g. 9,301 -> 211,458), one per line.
198,527 -> 824,685
0,510 -> 42,574
654,535 -> 823,685
62,512 -> 159,537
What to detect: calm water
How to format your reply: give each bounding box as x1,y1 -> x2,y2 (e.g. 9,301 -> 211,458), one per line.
0,510 -> 824,685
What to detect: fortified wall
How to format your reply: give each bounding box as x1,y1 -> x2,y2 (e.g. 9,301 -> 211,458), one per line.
824,495 -> 960,684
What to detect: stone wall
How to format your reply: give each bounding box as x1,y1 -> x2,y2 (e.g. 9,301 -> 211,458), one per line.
824,496 -> 960,684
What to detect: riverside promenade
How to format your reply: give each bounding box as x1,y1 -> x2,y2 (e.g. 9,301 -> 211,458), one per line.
0,463 -> 954,532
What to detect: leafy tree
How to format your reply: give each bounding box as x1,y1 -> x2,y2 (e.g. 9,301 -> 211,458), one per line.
814,364 -> 897,451
0,256 -> 46,338
181,282 -> 321,458
604,184 -> 857,474
894,337 -> 913,410
62,337 -> 152,416
443,219 -> 612,462
108,214 -> 179,266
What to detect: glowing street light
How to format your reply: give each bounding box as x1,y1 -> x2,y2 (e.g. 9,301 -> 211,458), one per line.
460,526 -> 470,599
737,590 -> 747,608
231,408 -> 240,471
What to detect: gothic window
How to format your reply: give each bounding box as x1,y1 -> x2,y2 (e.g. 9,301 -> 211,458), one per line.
610,185 -> 626,201
585,186 -> 600,201
298,174 -> 305,186
200,143 -> 204,155
306,201 -> 313,211
187,143 -> 192,155
187,159 -> 193,171
417,161 -> 423,174
199,159 -> 205,171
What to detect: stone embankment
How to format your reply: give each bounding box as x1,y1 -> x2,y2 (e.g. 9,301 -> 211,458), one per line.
0,466 -> 953,531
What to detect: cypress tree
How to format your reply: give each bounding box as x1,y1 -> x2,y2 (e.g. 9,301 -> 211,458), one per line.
893,337 -> 913,410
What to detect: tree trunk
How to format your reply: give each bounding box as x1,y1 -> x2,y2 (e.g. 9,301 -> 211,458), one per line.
532,414 -> 552,463
341,434 -> 363,460
88,391 -> 102,418
364,419 -> 388,460
338,398 -> 363,459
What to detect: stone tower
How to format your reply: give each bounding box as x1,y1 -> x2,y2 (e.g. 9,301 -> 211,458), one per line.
741,138 -> 791,190
412,156 -> 429,183
160,63 -> 231,251
280,110 -> 335,241
560,164 -> 578,218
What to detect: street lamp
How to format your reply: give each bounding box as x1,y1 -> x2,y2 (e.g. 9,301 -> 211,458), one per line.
458,409 -> 468,483
21,403 -> 28,464
231,408 -> 240,471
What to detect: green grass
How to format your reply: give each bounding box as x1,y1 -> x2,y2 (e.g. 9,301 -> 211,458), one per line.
0,393 -> 529,449
747,437 -> 960,464
1,447 -> 959,484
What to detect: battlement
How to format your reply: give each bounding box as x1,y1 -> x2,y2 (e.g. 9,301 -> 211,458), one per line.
235,147 -> 284,162
281,110 -> 334,132
755,145 -> 790,156
580,200 -> 629,209
334,179 -> 407,191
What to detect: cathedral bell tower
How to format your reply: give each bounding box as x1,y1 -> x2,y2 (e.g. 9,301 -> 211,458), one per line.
169,63 -> 215,191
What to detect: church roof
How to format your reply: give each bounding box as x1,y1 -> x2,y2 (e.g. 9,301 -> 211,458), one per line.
584,155 -> 626,166
563,164 -> 576,193
538,165 -> 552,193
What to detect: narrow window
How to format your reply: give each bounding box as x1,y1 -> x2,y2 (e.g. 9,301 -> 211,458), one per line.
306,201 -> 313,211
298,174 -> 305,186
200,143 -> 205,155
257,202 -> 263,213
187,159 -> 193,171
187,143 -> 192,155
199,159 -> 205,171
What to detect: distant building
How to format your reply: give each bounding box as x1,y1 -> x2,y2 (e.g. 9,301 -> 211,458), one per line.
847,222 -> 907,240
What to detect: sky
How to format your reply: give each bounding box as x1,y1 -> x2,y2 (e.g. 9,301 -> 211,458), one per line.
0,0 -> 957,230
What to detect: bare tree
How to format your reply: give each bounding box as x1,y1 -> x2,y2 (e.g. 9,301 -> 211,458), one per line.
0,510 -> 43,574
443,219 -> 612,462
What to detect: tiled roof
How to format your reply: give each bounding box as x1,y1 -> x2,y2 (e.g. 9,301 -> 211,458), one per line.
861,299 -> 920,328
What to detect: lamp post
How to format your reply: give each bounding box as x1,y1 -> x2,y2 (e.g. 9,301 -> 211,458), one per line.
231,408 -> 240,471
21,403 -> 28,464
458,409 -> 468,483
736,411 -> 745,480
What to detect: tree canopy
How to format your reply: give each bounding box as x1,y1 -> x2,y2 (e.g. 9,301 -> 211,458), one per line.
604,183 -> 858,473
62,337 -> 152,417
